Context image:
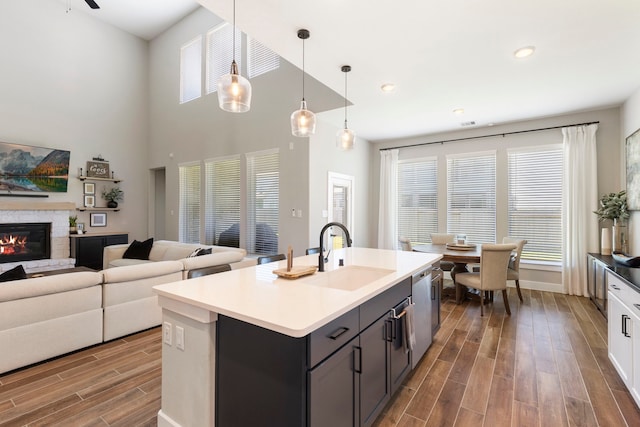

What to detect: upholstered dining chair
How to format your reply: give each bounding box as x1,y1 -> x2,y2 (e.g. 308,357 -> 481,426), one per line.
398,237 -> 413,251
257,254 -> 286,264
430,233 -> 456,271
305,247 -> 320,255
503,237 -> 527,302
455,243 -> 516,316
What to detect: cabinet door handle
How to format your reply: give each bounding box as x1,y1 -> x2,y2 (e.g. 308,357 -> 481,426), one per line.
384,319 -> 393,342
353,346 -> 362,373
611,285 -> 621,291
431,284 -> 436,300
328,326 -> 349,340
622,314 -> 631,338
634,304 -> 640,313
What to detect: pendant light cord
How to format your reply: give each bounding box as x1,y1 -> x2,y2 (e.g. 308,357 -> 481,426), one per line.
232,0 -> 236,61
344,71 -> 348,127
302,37 -> 306,101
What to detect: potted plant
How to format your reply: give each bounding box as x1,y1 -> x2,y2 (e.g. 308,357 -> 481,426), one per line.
69,215 -> 78,234
594,190 -> 629,253
102,186 -> 124,208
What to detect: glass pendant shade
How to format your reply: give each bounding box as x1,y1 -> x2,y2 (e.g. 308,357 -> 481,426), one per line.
291,100 -> 316,137
218,62 -> 252,113
337,126 -> 355,150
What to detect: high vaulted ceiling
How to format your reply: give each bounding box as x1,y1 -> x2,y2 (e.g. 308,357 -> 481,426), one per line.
64,0 -> 640,142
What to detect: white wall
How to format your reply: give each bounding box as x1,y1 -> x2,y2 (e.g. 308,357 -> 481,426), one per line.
148,7 -> 345,255
622,86 -> 640,252
0,0 -> 149,241
308,119 -> 372,249
370,107 -> 622,291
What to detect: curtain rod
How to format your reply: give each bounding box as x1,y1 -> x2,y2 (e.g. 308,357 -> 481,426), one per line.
379,121 -> 600,151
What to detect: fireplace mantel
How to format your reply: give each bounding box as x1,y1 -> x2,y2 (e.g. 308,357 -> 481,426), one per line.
0,202 -> 76,211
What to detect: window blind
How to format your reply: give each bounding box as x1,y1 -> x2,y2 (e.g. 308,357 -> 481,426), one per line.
246,149 -> 279,255
180,36 -> 202,103
179,162 -> 201,243
248,37 -> 280,79
508,146 -> 563,261
397,158 -> 438,245
447,152 -> 496,244
206,23 -> 242,95
205,156 -> 241,246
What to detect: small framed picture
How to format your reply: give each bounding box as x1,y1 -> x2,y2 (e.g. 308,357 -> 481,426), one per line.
83,182 -> 95,195
77,223 -> 85,234
84,195 -> 95,207
90,212 -> 107,227
86,160 -> 110,178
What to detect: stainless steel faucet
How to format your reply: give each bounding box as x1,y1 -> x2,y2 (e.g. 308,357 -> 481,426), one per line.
318,222 -> 352,272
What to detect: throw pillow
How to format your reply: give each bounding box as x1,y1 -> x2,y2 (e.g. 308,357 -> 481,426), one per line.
196,248 -> 212,256
122,238 -> 154,260
188,248 -> 203,258
0,265 -> 27,283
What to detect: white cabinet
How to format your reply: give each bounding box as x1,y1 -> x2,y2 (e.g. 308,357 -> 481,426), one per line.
607,272 -> 640,407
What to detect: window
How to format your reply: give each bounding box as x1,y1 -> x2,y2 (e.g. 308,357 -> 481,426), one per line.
180,36 -> 202,103
447,152 -> 496,244
397,158 -> 438,244
179,162 -> 201,243
206,23 -> 241,95
205,156 -> 241,247
246,149 -> 279,255
508,146 -> 563,262
248,37 -> 280,78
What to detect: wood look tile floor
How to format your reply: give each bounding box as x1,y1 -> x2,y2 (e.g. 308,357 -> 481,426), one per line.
1,289 -> 639,426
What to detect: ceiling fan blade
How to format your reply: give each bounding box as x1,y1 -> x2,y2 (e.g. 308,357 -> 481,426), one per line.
84,0 -> 100,9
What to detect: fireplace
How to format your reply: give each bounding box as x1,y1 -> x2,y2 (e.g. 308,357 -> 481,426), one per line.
0,223 -> 51,264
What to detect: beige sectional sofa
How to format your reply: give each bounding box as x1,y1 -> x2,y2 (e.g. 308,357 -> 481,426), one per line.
0,271 -> 104,374
0,240 -> 256,374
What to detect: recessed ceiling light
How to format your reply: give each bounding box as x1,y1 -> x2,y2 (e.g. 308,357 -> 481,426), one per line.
514,46 -> 535,58
453,108 -> 465,115
380,83 -> 396,93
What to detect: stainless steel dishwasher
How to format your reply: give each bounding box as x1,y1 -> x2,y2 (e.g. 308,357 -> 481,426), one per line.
411,266 -> 432,368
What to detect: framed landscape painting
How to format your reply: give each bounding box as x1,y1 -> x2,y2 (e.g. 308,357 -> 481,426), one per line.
627,128 -> 640,210
0,141 -> 70,193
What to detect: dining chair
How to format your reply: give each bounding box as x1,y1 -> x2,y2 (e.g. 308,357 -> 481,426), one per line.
503,237 -> 527,302
257,254 -> 286,264
454,243 -> 516,316
430,233 -> 456,272
398,237 -> 413,251
305,247 -> 320,255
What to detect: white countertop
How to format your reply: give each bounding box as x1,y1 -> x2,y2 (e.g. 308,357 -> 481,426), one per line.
153,247 -> 441,337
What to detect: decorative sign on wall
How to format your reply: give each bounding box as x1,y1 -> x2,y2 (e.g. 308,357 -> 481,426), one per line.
86,160 -> 110,178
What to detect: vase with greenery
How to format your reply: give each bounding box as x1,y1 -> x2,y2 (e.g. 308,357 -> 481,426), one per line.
102,187 -> 124,208
594,190 -> 629,253
69,215 -> 78,234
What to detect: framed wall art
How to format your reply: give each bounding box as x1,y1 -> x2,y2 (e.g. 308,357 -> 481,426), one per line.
84,195 -> 95,207
626,127 -> 640,210
86,160 -> 110,178
90,212 -> 107,227
83,182 -> 95,194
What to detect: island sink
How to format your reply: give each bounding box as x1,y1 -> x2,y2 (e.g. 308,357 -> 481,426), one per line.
302,265 -> 395,291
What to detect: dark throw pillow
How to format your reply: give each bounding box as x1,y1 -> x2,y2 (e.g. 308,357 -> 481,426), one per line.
196,248 -> 212,256
122,238 -> 154,260
0,265 -> 27,283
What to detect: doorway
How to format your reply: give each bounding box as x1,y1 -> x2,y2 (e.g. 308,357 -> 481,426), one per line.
150,167 -> 166,240
328,172 -> 354,245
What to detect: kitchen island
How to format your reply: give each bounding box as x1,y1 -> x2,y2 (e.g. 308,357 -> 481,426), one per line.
153,247 -> 441,426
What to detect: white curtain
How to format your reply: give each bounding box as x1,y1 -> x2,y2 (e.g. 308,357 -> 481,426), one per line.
562,124 -> 599,295
378,149 -> 398,249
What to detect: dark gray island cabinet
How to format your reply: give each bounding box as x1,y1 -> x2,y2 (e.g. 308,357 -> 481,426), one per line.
153,248 -> 441,427
217,278 -> 412,427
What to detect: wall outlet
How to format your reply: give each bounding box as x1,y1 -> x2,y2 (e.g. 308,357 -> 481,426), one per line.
176,326 -> 185,351
163,322 -> 172,346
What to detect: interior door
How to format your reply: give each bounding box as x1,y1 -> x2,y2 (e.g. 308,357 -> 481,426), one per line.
328,172 -> 354,245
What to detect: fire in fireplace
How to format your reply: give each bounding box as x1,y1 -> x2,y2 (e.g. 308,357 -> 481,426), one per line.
0,223 -> 51,264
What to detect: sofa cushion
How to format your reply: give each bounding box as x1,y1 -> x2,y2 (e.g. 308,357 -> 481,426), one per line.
109,258 -> 154,268
181,251 -> 246,271
0,271 -> 104,303
0,265 -> 27,283
123,238 -> 154,260
102,260 -> 184,283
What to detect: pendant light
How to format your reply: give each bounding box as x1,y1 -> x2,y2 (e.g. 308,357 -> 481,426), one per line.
291,29 -> 316,137
217,0 -> 251,113
336,65 -> 355,150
